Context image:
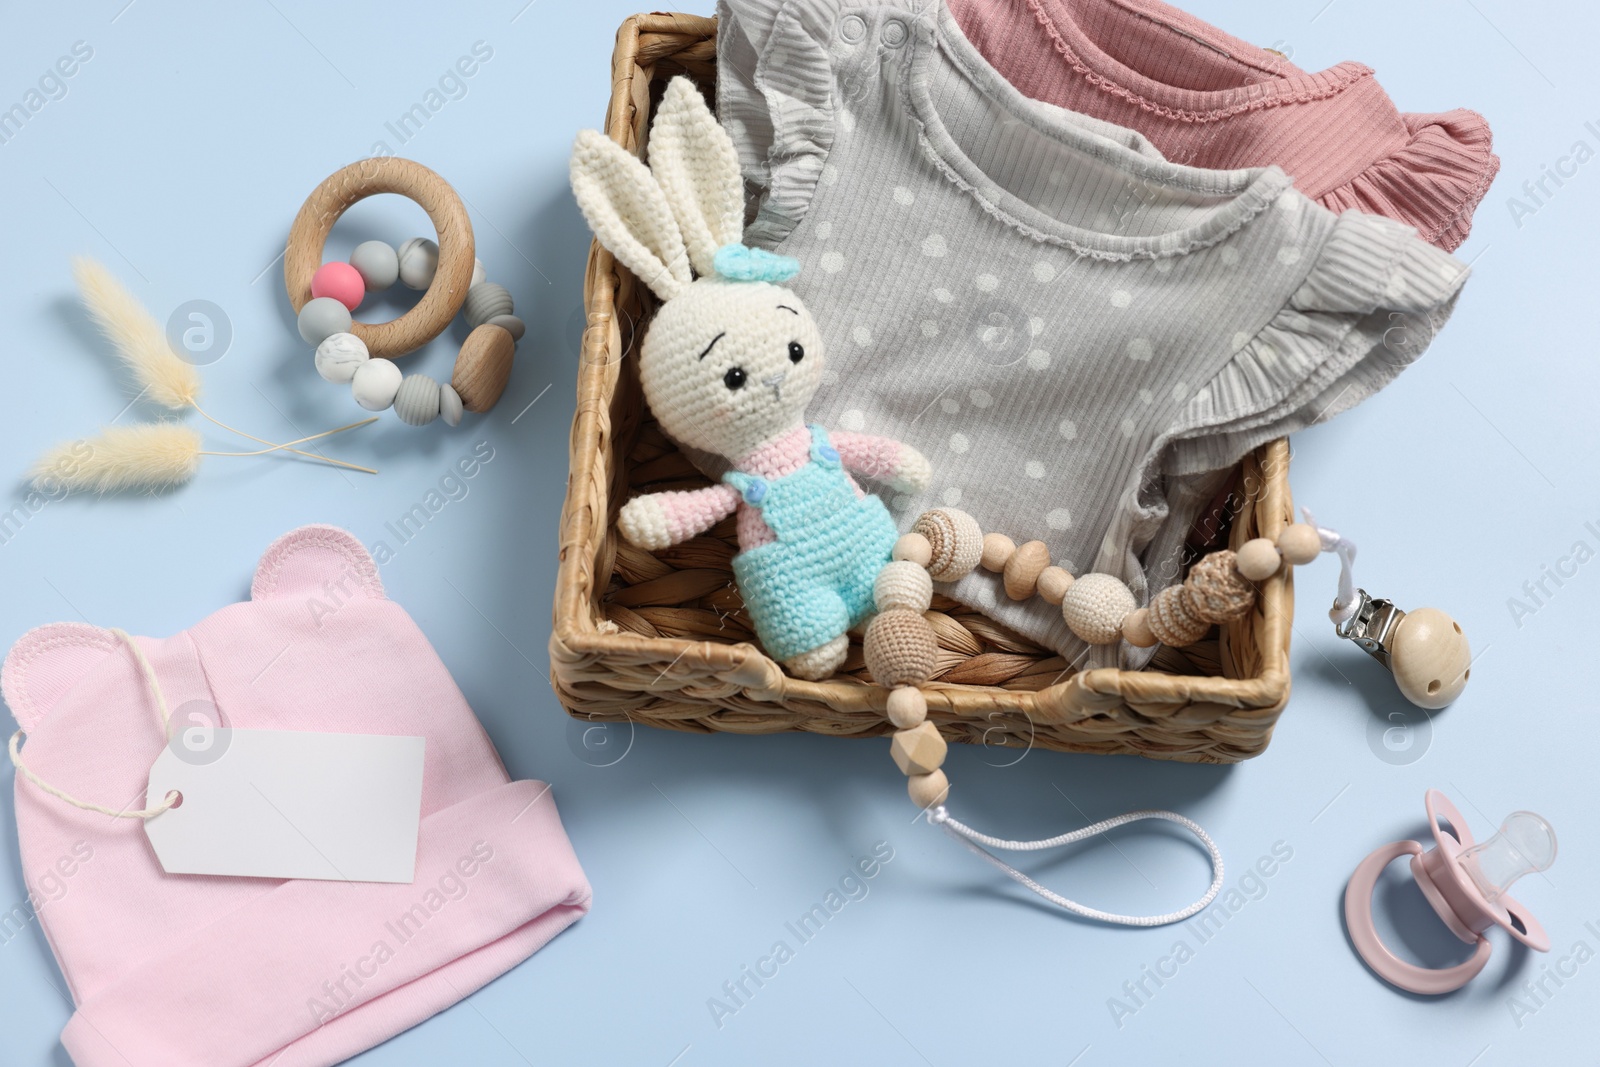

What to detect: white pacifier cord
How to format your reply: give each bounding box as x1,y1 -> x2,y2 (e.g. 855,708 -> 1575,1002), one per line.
928,805 -> 1225,925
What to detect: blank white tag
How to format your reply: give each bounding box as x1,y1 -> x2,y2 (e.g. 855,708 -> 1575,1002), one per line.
144,729 -> 426,883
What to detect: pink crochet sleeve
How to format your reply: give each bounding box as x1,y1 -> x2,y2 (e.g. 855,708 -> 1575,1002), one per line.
653,484 -> 741,541
831,432 -> 907,483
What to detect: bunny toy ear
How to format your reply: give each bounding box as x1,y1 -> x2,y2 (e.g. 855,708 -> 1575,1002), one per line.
570,129 -> 692,301
648,77 -> 746,278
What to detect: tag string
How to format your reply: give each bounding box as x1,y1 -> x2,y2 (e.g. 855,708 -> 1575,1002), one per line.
928,806 -> 1225,926
8,628 -> 181,820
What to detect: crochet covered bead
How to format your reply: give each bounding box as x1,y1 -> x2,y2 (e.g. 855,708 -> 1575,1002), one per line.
864,608 -> 937,686
1184,550 -> 1255,624
874,561 -> 933,613
1148,585 -> 1209,647
912,508 -> 983,582
1059,572 -> 1136,645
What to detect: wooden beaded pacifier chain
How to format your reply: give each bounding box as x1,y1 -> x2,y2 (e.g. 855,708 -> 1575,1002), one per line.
285,158 -> 520,426
859,508 -> 1470,922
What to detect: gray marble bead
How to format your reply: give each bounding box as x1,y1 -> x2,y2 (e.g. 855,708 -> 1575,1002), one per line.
297,297 -> 353,346
486,314 -> 525,342
393,373 -> 442,426
439,383 -> 464,427
397,236 -> 439,290
463,282 -> 513,328
349,241 -> 399,291
314,331 -> 369,383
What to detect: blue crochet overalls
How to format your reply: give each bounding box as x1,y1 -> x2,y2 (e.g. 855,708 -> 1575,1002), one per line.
724,426 -> 899,663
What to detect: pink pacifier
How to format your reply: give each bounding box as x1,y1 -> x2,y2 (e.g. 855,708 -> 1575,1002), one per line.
1345,789 -> 1556,994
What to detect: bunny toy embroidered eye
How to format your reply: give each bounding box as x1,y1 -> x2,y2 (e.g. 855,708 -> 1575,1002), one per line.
570,77 -> 930,680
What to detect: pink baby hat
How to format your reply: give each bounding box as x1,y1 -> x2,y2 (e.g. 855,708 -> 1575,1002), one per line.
2,525 -> 590,1067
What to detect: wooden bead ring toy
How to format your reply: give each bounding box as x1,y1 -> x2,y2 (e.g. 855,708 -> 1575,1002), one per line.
284,157 -> 522,425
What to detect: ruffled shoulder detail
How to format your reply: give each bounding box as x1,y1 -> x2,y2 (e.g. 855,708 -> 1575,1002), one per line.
717,0 -> 845,246
1318,109 -> 1500,252
1168,209 -> 1470,475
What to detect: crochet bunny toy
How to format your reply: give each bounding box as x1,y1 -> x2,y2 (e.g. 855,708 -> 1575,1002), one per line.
570,78 -> 930,679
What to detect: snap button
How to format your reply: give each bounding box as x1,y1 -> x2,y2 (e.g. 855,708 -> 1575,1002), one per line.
839,14 -> 867,42
881,18 -> 908,47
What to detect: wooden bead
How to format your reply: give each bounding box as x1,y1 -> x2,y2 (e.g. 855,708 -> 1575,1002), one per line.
1147,585 -> 1209,646
487,313 -> 525,342
1391,608 -> 1471,709
891,532 -> 933,568
452,323 -> 515,412
890,721 -> 948,776
1036,566 -> 1074,605
1060,573 -> 1136,645
912,508 -> 983,582
886,686 -> 927,729
908,769 -> 950,809
864,609 -> 938,687
1235,537 -> 1282,582
1122,607 -> 1157,648
1184,550 -> 1255,624
1276,523 -> 1322,566
874,561 -> 933,613
980,533 -> 1016,573
1003,540 -> 1050,601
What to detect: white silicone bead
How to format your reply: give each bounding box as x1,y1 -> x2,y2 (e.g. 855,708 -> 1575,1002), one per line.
351,358 -> 403,411
439,383 -> 464,427
349,240 -> 399,291
1060,572 -> 1138,645
313,332 -> 369,383
875,561 -> 934,613
397,237 -> 439,290
471,257 -> 486,288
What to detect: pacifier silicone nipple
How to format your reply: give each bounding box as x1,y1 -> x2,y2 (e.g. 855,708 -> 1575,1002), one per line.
1344,790 -> 1555,994
1460,811 -> 1557,904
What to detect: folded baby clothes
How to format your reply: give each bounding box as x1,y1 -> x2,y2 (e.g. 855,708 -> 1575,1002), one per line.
947,0 -> 1498,250
3,526 -> 590,1067
715,0 -> 1469,663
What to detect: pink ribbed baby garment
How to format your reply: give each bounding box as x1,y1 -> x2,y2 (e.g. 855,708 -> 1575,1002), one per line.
949,0 -> 1498,249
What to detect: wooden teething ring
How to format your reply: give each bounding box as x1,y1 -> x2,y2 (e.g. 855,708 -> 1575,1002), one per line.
284,157 -> 475,360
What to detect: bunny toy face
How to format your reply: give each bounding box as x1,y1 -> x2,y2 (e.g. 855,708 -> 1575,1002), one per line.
571,76 -> 829,463
640,278 -> 826,460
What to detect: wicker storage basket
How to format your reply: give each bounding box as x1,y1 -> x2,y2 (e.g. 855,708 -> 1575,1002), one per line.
550,13 -> 1296,763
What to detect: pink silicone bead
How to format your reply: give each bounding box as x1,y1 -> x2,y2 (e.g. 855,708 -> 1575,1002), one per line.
311,261 -> 365,311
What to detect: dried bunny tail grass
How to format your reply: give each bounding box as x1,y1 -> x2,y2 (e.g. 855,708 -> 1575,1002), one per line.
72,256 -> 200,410
30,424 -> 202,493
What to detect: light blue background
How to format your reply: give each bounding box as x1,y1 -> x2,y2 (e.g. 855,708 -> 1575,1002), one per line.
0,1 -> 1595,1064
